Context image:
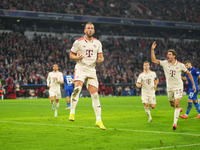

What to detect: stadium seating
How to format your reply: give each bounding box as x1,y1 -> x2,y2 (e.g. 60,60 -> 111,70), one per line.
0,31 -> 199,97
1,0 -> 199,23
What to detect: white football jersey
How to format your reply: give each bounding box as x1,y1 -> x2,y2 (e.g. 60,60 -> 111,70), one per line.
70,36 -> 102,71
160,60 -> 187,90
137,71 -> 157,94
47,71 -> 63,90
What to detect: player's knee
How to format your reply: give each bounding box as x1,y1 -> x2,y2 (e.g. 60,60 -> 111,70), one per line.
73,86 -> 82,94
144,104 -> 148,109
193,100 -> 198,104
151,106 -> 155,109
174,104 -> 179,108
91,92 -> 99,100
170,101 -> 174,107
50,97 -> 54,101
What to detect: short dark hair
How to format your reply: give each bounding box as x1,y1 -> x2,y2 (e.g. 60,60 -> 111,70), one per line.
143,61 -> 150,65
67,71 -> 72,75
84,22 -> 94,29
168,49 -> 177,59
184,60 -> 191,64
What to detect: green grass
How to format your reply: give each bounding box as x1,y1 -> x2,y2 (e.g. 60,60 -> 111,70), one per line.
0,95 -> 200,150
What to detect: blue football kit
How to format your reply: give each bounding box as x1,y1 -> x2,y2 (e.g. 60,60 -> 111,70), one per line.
185,67 -> 200,100
64,75 -> 74,97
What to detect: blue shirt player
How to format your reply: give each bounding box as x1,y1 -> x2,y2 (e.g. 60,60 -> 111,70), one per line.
64,72 -> 74,109
180,60 -> 200,119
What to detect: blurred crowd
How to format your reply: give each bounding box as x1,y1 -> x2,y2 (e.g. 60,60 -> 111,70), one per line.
0,31 -> 199,97
1,0 -> 200,23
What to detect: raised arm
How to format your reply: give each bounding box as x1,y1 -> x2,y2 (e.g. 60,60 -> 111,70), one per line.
151,41 -> 160,65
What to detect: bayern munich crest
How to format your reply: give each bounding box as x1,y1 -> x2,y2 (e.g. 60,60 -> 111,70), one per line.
93,44 -> 97,48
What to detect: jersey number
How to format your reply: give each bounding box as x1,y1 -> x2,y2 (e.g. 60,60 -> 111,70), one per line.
66,76 -> 73,85
189,92 -> 194,98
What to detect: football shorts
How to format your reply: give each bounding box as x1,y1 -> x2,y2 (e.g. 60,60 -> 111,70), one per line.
167,88 -> 183,101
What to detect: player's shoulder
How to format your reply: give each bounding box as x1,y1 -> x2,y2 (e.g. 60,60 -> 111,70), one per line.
73,37 -> 84,45
77,37 -> 84,41
177,61 -> 183,64
192,68 -> 200,74
139,72 -> 145,76
56,71 -> 62,75
150,70 -> 156,74
93,38 -> 101,44
93,37 -> 99,41
160,59 -> 167,65
192,67 -> 198,71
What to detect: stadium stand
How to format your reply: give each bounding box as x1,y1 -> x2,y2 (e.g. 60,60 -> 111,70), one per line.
1,0 -> 200,23
0,1 -> 199,98
0,30 -> 199,97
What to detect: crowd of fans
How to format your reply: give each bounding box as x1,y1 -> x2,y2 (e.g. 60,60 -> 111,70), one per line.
1,0 -> 200,23
0,31 -> 199,98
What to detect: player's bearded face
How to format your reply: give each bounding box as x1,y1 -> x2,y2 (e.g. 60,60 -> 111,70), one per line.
167,52 -> 175,62
185,63 -> 191,69
84,24 -> 95,38
143,63 -> 150,70
53,65 -> 58,71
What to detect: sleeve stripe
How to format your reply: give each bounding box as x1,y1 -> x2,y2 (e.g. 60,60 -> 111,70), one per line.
70,51 -> 76,54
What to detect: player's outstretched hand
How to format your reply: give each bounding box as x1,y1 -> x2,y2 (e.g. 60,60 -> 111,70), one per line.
151,41 -> 157,50
154,85 -> 157,90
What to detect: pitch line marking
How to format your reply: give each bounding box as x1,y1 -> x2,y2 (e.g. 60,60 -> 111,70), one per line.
1,120 -> 200,137
139,143 -> 200,150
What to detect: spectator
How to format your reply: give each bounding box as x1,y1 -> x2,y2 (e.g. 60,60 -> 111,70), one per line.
15,82 -> 20,97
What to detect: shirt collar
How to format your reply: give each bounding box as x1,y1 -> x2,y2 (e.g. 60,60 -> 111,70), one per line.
168,60 -> 177,66
84,36 -> 93,43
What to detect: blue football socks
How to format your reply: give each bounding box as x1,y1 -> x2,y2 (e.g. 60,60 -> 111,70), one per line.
194,102 -> 200,114
185,102 -> 193,115
67,103 -> 70,107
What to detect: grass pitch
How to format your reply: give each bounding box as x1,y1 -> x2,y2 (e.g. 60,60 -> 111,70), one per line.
0,95 -> 200,150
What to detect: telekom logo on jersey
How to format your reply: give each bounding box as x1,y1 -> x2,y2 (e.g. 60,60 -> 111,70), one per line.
86,49 -> 93,57
146,79 -> 151,85
170,70 -> 176,77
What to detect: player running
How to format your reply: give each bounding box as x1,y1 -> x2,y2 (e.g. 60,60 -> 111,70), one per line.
68,22 -> 106,130
151,41 -> 196,130
63,71 -> 74,109
136,61 -> 159,122
180,60 -> 200,119
47,64 -> 63,117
